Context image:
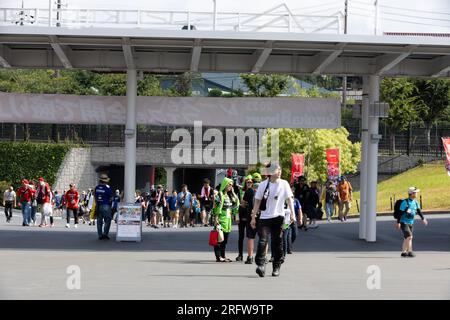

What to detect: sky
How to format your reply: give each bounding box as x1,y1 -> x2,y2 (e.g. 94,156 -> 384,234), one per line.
2,0 -> 450,34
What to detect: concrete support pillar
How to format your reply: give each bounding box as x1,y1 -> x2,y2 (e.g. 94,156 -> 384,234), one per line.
359,76 -> 370,240
124,69 -> 137,203
165,167 -> 175,192
366,75 -> 380,242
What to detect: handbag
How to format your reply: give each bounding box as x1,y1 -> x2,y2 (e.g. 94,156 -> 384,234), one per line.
209,229 -> 219,247
217,227 -> 224,243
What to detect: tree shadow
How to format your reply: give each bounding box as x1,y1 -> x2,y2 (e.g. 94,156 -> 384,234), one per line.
0,216 -> 448,253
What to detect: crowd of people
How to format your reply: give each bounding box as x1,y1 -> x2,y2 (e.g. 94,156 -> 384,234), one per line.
2,164 -> 426,265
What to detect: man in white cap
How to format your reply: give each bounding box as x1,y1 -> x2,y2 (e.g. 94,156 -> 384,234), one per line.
395,187 -> 428,258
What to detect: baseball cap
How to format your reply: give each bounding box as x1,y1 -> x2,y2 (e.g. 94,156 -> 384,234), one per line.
38,177 -> 44,182
22,179 -> 29,184
408,187 -> 420,195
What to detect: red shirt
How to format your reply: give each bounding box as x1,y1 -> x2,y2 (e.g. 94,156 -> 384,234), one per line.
36,183 -> 51,204
17,186 -> 34,203
65,189 -> 80,209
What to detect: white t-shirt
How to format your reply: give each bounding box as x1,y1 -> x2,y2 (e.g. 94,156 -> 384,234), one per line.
255,179 -> 293,220
3,190 -> 16,202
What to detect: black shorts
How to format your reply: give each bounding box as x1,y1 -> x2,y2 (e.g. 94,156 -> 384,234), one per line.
201,202 -> 212,213
401,223 -> 413,239
245,219 -> 258,239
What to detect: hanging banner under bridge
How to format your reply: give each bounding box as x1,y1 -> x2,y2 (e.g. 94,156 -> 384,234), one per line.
0,93 -> 340,129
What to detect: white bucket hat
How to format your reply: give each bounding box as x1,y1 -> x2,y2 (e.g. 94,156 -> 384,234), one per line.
408,187 -> 420,195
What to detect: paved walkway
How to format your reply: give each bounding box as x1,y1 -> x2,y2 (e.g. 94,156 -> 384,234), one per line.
0,212 -> 449,299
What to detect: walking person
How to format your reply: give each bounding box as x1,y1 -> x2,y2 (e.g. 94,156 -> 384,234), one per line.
64,184 -> 80,228
167,190 -> 179,228
212,177 -> 240,262
151,185 -> 165,228
191,193 -> 201,227
395,187 -> 428,258
177,184 -> 192,228
200,178 -> 214,227
16,179 -> 33,226
94,174 -> 113,240
29,182 -> 37,226
3,186 -> 16,223
86,188 -> 96,226
36,177 -> 53,227
322,180 -> 337,222
163,190 -> 170,228
282,196 -> 302,258
236,175 -> 254,262
294,176 -> 310,231
111,189 -> 121,223
337,176 -> 353,222
305,181 -> 320,229
250,163 -> 296,277
53,190 -> 62,221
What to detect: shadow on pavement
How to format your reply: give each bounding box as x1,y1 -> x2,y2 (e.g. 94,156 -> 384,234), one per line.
0,217 -> 448,253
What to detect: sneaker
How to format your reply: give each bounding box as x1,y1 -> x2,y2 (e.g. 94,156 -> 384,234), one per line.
65,223 -> 70,228
50,224 -> 55,228
74,224 -> 78,229
256,265 -> 266,278
272,267 -> 280,277
407,252 -> 415,258
99,235 -> 106,240
245,256 -> 254,264
103,235 -> 110,240
401,252 -> 408,257
265,258 -> 269,265
269,257 -> 274,263
287,250 -> 293,254
236,255 -> 243,262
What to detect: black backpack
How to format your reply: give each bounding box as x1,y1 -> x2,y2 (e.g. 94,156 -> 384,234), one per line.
36,185 -> 47,205
393,199 -> 408,220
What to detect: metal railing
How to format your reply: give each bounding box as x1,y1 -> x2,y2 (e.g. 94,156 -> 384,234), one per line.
0,6 -> 343,34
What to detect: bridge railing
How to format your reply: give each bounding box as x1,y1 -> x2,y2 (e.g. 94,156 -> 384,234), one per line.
0,7 -> 343,34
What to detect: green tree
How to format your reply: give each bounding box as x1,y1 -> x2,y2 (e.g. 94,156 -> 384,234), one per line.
240,74 -> 289,97
412,79 -> 450,150
266,127 -> 361,182
381,78 -> 417,154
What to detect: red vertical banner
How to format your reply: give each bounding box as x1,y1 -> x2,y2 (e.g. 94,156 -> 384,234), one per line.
326,148 -> 340,180
290,154 -> 305,184
441,137 -> 450,176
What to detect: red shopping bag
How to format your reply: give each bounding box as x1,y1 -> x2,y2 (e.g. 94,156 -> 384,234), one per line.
209,229 -> 219,246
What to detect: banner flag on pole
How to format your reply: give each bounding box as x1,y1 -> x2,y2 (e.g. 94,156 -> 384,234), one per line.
326,148 -> 340,180
290,153 -> 305,184
441,137 -> 450,176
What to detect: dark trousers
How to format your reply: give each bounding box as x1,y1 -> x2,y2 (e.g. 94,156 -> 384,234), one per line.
4,201 -> 13,220
66,209 -> 79,224
237,219 -> 247,256
255,216 -> 284,268
214,232 -> 230,259
282,222 -> 297,256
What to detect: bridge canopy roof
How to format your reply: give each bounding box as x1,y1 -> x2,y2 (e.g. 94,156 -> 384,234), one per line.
1,26 -> 449,77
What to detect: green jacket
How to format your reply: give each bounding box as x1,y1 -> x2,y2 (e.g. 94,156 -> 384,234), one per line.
212,177 -> 240,233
